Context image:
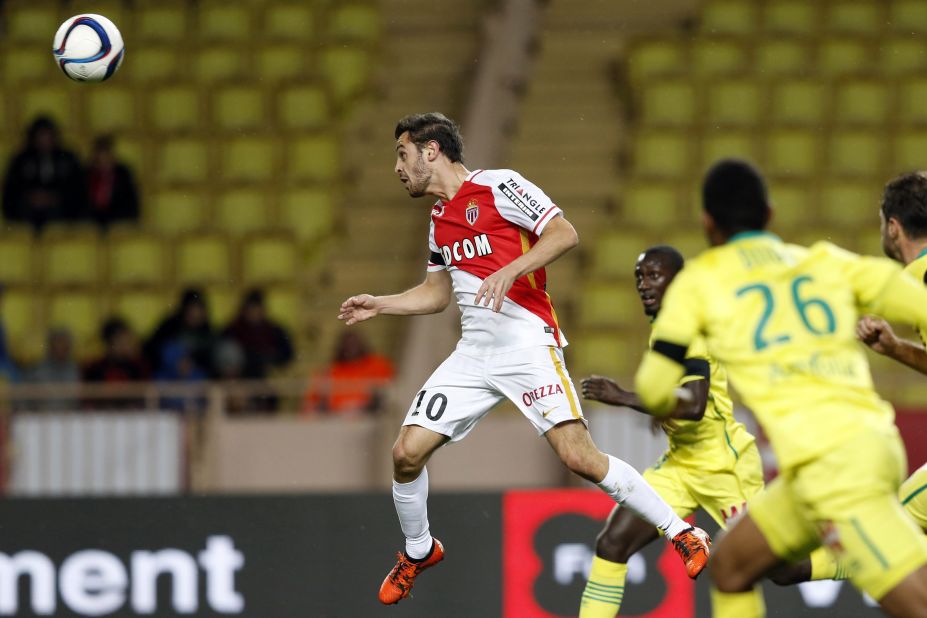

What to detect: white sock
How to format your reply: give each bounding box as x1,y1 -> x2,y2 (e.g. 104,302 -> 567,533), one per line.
596,455 -> 689,539
392,466 -> 433,559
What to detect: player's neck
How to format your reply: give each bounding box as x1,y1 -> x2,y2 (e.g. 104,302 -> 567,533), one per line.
428,163 -> 471,202
900,238 -> 927,265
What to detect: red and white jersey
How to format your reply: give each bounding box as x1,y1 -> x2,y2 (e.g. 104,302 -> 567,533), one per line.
426,168 -> 567,352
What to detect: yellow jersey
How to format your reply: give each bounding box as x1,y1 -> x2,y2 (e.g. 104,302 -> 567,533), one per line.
904,250 -> 927,345
649,331 -> 755,471
636,231 -> 927,470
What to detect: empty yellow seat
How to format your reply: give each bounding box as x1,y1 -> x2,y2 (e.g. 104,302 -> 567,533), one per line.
127,47 -> 183,83
242,236 -> 299,284
3,289 -> 41,357
762,1 -> 817,36
0,230 -> 35,285
622,183 -> 677,226
755,39 -> 811,78
219,137 -> 276,183
578,284 -> 639,328
108,234 -> 167,286
893,133 -> 927,172
881,38 -> 927,76
198,4 -> 251,42
662,230 -> 706,261
627,40 -> 685,82
214,189 -> 271,237
264,4 -> 315,41
285,135 -> 339,183
147,190 -> 208,235
827,2 -> 884,36
156,139 -> 209,184
692,39 -> 747,77
768,181 -> 814,230
257,45 -> 306,83
149,86 -> 201,132
20,86 -> 74,128
700,132 -> 760,169
898,79 -> 927,126
639,81 -> 696,127
319,47 -> 370,101
590,230 -> 655,279
890,1 -> 927,34
632,131 -> 691,178
329,4 -> 381,43
43,232 -> 102,286
135,4 -> 188,42
765,130 -> 819,178
264,286 -> 300,330
7,6 -> 59,42
706,80 -> 761,127
112,290 -> 172,338
820,182 -> 880,228
86,86 -> 137,133
278,85 -> 329,130
569,332 -> 637,379
828,132 -> 885,178
3,47 -> 55,84
279,188 -> 335,242
770,80 -> 825,127
818,38 -> 872,76
48,291 -> 101,354
213,86 -> 265,131
113,137 -> 146,178
176,235 -> 231,285
833,80 -> 890,126
192,46 -> 245,84
700,0 -> 756,35
206,285 -> 238,326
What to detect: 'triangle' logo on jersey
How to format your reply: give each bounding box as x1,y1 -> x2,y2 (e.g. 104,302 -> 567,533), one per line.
465,199 -> 479,225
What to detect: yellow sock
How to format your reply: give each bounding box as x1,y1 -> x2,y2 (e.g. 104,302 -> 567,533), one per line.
809,547 -> 851,580
711,585 -> 766,618
579,556 -> 627,617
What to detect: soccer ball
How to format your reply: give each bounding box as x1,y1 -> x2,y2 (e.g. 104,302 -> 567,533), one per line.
53,14 -> 125,83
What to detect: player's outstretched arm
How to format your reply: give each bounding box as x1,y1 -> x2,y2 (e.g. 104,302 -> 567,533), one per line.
858,316 -> 927,376
338,270 -> 453,325
582,375 -> 707,420
475,215 -> 578,312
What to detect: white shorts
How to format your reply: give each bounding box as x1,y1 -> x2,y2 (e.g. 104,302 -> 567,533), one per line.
402,345 -> 586,442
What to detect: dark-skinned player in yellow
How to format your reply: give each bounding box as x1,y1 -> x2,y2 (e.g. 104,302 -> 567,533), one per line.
635,159 -> 927,617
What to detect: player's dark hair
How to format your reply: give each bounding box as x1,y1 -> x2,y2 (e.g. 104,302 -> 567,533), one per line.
882,172 -> 927,239
641,245 -> 685,274
394,113 -> 464,163
702,159 -> 769,235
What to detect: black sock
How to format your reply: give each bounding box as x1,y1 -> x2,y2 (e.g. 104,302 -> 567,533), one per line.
407,541 -> 435,564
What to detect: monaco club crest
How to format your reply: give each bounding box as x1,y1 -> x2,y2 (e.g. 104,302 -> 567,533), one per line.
466,199 -> 479,225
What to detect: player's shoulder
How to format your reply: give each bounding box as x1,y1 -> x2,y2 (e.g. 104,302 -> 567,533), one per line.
467,168 -> 525,188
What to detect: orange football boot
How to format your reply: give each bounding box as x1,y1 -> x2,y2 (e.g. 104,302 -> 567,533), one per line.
378,539 -> 445,605
671,527 -> 711,579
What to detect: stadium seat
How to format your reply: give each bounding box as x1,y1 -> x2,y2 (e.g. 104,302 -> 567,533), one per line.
285,135 -> 340,183
20,86 -> 74,128
881,38 -> 927,76
631,131 -> 691,179
214,189 -> 271,237
135,4 -> 188,42
578,284 -> 639,328
148,86 -> 201,133
241,235 -> 299,285
114,137 -> 146,179
890,1 -> 927,34
819,182 -> 879,229
42,229 -> 102,287
662,230 -> 706,262
898,79 -> 927,126
3,47 -> 55,84
621,183 -> 677,227
219,137 -> 276,183
192,46 -> 246,84
569,332 -> 637,379
692,39 -> 748,77
156,139 -> 210,184
265,286 -> 300,331
818,38 -> 873,77
762,1 -> 817,36
3,289 -> 41,358
893,133 -> 927,172
147,189 -> 208,235
66,1 -> 128,32
700,0 -> 756,35
112,290 -> 172,338
705,80 -> 761,127
770,80 -> 826,127
257,45 -> 306,83
277,85 -> 330,131
639,81 -> 696,128
6,5 -> 59,42
827,131 -> 885,178
328,4 -> 381,44
700,132 -> 760,169
768,181 -> 814,230
590,230 -> 655,279
278,188 -> 335,242
127,47 -> 183,83
198,4 -> 252,42
107,234 -> 167,287
213,86 -> 265,131
764,130 -> 820,178
0,230 -> 35,286
827,2 -> 884,36
627,40 -> 685,82
263,4 -> 315,41
833,80 -> 890,127
175,235 -> 232,285
754,39 -> 812,78
319,47 -> 370,101
85,86 -> 137,133
48,291 -> 102,355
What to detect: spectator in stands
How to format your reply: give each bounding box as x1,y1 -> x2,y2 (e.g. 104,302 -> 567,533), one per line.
303,331 -> 394,415
2,116 -> 85,231
155,340 -> 208,413
223,289 -> 294,379
213,337 -> 276,414
84,317 -> 149,409
144,288 -> 215,377
84,135 -> 140,229
25,327 -> 80,410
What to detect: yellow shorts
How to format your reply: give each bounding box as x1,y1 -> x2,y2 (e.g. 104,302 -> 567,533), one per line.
900,463 -> 927,531
642,440 -> 764,529
750,427 -> 927,600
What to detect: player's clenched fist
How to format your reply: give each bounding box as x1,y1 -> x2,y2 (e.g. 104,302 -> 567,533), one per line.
856,315 -> 898,356
339,294 -> 379,325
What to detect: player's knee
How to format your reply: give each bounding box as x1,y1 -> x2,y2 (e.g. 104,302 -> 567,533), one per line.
710,550 -> 755,593
596,528 -> 633,563
558,448 -> 597,481
392,442 -> 426,479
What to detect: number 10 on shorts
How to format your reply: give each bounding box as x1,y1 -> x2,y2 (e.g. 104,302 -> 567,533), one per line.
411,391 -> 448,421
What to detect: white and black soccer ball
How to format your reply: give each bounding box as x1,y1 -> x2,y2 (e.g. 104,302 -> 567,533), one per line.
53,14 -> 125,83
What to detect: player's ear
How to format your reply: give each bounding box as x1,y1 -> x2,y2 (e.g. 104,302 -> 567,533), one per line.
765,203 -> 774,227
424,140 -> 440,162
887,216 -> 902,242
